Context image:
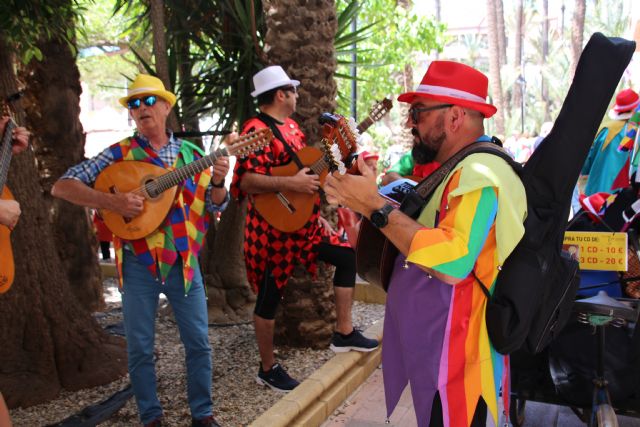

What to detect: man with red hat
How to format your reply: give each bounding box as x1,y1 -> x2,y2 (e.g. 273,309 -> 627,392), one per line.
325,60 -> 527,427
580,87 -> 640,196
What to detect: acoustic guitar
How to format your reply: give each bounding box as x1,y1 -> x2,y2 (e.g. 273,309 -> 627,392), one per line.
95,128 -> 272,240
0,96 -> 21,293
252,98 -> 393,233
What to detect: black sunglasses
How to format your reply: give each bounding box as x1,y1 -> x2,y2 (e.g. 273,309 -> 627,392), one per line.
409,104 -> 453,124
280,86 -> 297,94
127,95 -> 158,110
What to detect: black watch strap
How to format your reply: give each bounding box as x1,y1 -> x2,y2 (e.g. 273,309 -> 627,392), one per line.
370,203 -> 394,228
211,179 -> 225,188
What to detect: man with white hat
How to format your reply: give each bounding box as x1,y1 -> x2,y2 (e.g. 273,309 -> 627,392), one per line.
52,74 -> 228,427
580,88 -> 640,196
231,65 -> 379,392
325,61 -> 527,426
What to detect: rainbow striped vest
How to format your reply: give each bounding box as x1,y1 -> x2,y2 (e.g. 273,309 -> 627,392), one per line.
110,136 -> 212,293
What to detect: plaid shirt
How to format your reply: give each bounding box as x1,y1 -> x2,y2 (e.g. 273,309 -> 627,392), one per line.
61,131 -> 229,212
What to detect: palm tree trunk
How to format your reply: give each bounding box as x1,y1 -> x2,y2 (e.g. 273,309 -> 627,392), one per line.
496,0 -> 507,68
200,199 -> 255,323
513,0 -> 524,127
0,34 -> 126,409
486,0 -> 506,136
22,36 -> 103,311
570,0 -> 586,79
541,0 -> 550,121
263,0 -> 339,347
150,0 -> 180,131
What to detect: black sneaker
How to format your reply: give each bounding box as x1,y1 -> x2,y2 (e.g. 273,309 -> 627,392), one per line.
256,363 -> 300,392
330,328 -> 379,353
191,415 -> 221,426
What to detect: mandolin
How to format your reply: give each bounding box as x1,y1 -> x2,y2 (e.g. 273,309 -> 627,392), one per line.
252,98 -> 393,233
0,94 -> 22,293
95,128 -> 272,240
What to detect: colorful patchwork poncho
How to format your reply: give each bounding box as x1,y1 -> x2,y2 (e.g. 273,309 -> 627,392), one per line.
110,137 -> 212,294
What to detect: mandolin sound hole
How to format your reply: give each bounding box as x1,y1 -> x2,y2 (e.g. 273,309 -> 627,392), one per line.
144,179 -> 159,199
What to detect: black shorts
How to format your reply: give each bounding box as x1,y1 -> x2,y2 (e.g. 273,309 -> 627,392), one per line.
253,242 -> 356,319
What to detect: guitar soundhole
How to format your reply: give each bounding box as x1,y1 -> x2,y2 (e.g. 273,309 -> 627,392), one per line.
144,179 -> 159,198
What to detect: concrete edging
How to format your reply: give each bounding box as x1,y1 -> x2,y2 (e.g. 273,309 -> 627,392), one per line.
249,321 -> 383,427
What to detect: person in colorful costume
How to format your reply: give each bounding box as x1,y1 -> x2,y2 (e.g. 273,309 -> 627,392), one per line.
0,116 -> 30,229
231,65 -> 379,392
52,74 -> 227,427
324,61 -> 527,427
580,88 -> 640,196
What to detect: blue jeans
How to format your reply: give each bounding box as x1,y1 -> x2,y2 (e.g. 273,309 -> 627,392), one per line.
121,250 -> 212,424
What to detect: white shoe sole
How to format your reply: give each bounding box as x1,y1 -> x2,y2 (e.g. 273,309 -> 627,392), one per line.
255,376 -> 293,393
329,344 -> 378,353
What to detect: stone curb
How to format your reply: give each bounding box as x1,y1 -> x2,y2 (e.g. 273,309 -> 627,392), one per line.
249,320 -> 383,427
100,262 -> 117,278
353,281 -> 387,305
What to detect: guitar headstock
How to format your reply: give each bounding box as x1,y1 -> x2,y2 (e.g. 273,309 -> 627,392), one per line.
319,98 -> 392,175
368,98 -> 393,124
226,127 -> 273,158
2,91 -> 23,121
320,113 -> 360,175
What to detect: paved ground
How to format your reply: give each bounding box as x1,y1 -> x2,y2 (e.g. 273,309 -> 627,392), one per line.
322,367 -> 640,427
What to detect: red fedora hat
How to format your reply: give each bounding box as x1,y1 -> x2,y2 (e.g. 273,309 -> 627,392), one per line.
398,61 -> 497,118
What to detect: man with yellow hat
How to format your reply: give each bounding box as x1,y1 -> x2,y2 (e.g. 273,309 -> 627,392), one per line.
325,61 -> 527,427
52,74 -> 227,427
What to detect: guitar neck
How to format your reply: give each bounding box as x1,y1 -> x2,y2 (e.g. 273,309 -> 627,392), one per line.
0,120 -> 16,190
356,116 -> 375,134
150,146 -> 230,195
310,157 -> 329,175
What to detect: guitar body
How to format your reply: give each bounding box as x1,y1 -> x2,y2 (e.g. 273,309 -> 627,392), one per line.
355,218 -> 397,291
0,186 -> 15,293
252,146 -> 327,233
94,161 -> 177,240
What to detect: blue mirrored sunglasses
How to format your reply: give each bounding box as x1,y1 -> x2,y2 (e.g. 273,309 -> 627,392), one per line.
127,95 -> 157,110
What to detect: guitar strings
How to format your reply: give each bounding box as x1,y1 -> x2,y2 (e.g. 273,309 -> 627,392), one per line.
128,130 -> 267,198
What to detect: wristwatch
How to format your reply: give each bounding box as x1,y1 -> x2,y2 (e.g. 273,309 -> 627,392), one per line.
211,179 -> 225,188
370,203 -> 394,229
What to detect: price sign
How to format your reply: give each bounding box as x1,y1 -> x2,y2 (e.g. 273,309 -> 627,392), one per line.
563,231 -> 627,271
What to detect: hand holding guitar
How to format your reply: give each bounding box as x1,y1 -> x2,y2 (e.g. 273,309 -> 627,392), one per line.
0,199 -> 20,229
324,155 -> 383,216
211,156 -> 230,186
289,167 -> 320,194
105,191 -> 145,218
0,116 -> 29,154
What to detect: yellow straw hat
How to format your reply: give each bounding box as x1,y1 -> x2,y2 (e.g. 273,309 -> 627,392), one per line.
118,74 -> 177,108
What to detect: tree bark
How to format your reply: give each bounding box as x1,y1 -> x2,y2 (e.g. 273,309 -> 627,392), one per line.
200,198 -> 255,324
22,37 -> 103,311
512,0 -> 524,126
0,35 -> 126,409
496,0 -> 507,68
263,0 -> 339,346
150,0 -> 180,131
541,0 -> 550,121
570,0 -> 586,79
486,0 -> 506,136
